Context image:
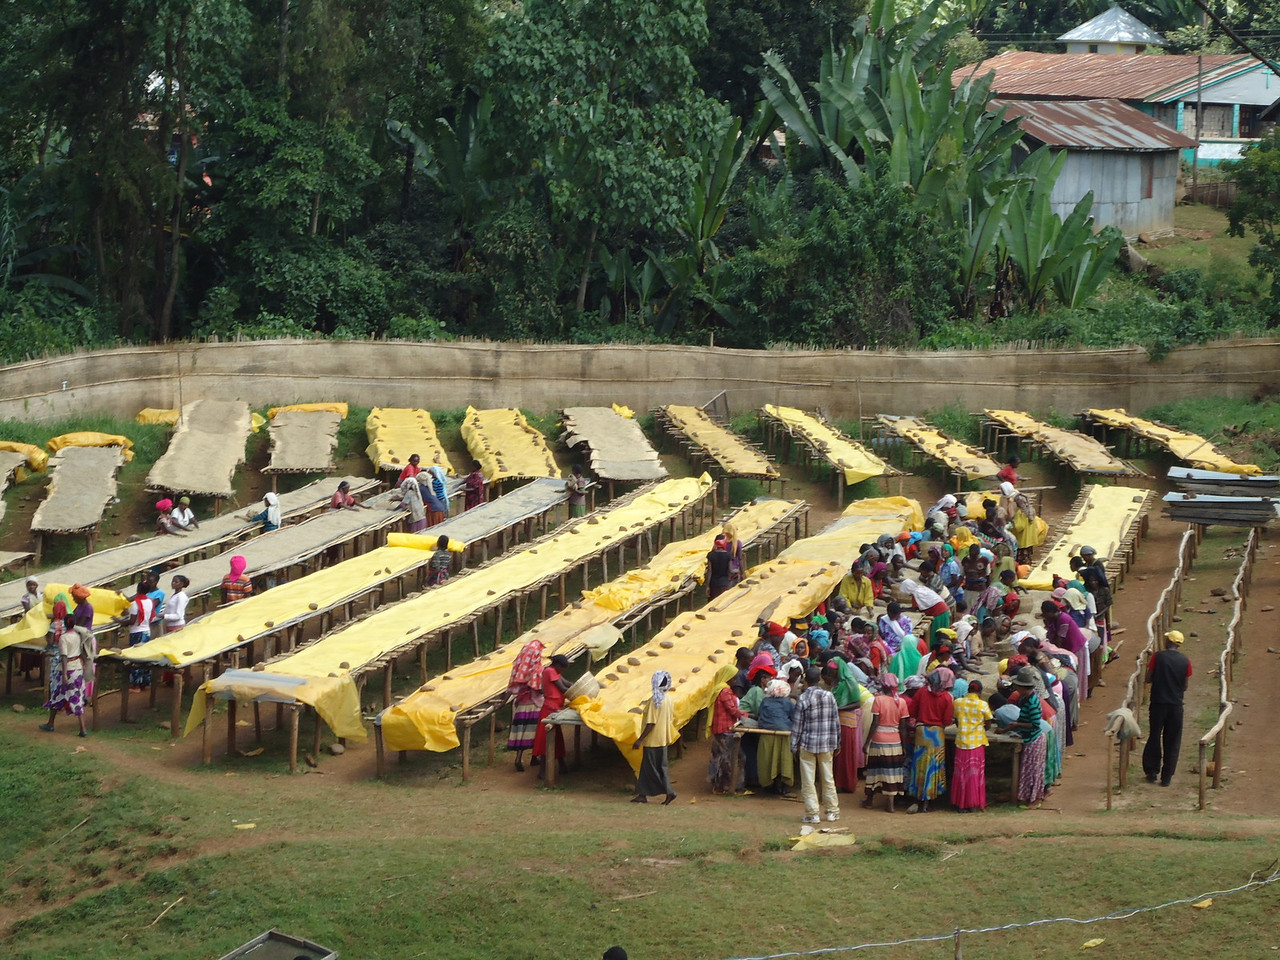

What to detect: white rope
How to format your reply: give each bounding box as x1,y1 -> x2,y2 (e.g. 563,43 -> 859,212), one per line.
719,867 -> 1280,960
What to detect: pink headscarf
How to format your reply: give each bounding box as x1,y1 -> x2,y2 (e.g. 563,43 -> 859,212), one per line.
880,672 -> 900,693
156,498 -> 174,511
228,555 -> 247,580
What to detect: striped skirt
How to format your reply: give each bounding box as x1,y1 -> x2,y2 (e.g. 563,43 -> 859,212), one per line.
1018,734 -> 1048,805
910,724 -> 947,801
864,737 -> 906,794
507,699 -> 541,752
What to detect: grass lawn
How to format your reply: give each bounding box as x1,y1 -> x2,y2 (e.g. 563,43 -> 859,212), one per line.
1140,203 -> 1266,304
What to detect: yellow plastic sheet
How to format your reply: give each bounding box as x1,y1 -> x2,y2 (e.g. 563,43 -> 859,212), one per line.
267,402 -> 349,419
762,405 -> 894,485
185,670 -> 364,741
985,409 -> 1138,476
779,497 -> 921,566
380,498 -> 804,752
0,584 -> 129,652
46,432 -> 134,463
662,405 -> 778,477
612,403 -> 635,419
0,441 -> 47,472
876,415 -> 997,480
461,406 -> 560,482
364,408 -> 452,473
113,540 -> 438,668
187,476 -> 712,741
1085,408 -> 1260,475
1020,485 -> 1154,591
135,408 -> 180,426
577,557 -> 844,771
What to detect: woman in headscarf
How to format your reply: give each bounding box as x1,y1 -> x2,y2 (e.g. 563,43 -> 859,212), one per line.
18,579 -> 42,679
632,670 -> 678,805
900,578 -> 950,645
506,638 -> 545,772
721,521 -> 745,585
43,590 -> 72,699
154,498 -> 187,536
877,602 -> 914,656
906,668 -> 954,813
464,459 -> 486,511
70,584 -> 94,631
39,614 -> 94,737
999,666 -> 1048,807
426,465 -> 450,523
1041,600 -> 1091,700
220,556 -> 253,607
1010,487 -> 1043,563
532,653 -> 571,778
706,664 -> 746,794
399,477 -> 427,534
757,678 -> 796,794
825,656 -> 868,793
862,673 -> 909,812
244,492 -> 281,532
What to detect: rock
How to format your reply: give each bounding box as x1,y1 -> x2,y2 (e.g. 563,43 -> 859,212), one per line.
1262,605 -> 1275,613
11,703 -> 25,713
328,743 -> 346,756
157,720 -> 170,730
1189,631 -> 1199,638
1137,575 -> 1148,581
1172,616 -> 1183,622
1210,587 -> 1227,597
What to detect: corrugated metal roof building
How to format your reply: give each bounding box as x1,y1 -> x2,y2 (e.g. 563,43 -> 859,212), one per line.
994,99 -> 1197,239
1058,5 -> 1165,54
964,49 -> 1280,164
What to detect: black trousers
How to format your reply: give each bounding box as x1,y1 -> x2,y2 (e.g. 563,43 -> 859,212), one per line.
1143,701 -> 1184,784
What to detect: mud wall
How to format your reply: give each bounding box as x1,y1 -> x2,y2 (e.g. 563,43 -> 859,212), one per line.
1,338 -> 1277,424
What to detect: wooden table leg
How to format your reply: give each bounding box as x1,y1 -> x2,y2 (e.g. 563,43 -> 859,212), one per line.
313,707 -> 323,757
170,671 -> 184,740
202,698 -> 214,764
253,701 -> 262,742
289,706 -> 300,774
226,698 -> 237,756
544,722 -> 557,787
462,722 -> 471,783
120,667 -> 131,723
375,722 -> 385,778
1011,740 -> 1022,804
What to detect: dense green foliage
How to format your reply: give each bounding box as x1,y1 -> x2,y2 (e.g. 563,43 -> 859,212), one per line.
1227,130 -> 1280,323
0,0 -> 1265,360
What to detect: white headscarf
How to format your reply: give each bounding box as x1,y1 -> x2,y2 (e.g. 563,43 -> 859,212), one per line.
651,670 -> 673,707
999,481 -> 1017,498
900,578 -> 944,611
263,491 -> 281,527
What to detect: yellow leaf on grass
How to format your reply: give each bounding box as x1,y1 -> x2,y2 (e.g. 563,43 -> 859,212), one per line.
234,823 -> 256,830
1081,939 -> 1106,949
1192,898 -> 1213,909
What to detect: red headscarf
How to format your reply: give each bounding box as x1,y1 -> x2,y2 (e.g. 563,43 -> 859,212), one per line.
508,639 -> 545,693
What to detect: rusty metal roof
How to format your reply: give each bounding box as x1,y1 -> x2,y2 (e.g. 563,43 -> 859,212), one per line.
1058,6 -> 1165,46
963,51 -> 1253,103
992,98 -> 1198,151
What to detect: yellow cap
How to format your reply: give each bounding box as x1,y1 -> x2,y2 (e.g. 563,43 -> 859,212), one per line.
1164,630 -> 1185,645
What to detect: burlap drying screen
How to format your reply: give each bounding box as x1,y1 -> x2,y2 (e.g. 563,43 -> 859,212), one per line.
365,408 -> 452,474
0,476 -> 374,620
661,405 -> 777,476
379,497 -> 805,752
461,407 -> 561,482
184,475 -> 713,740
30,445 -> 125,533
761,404 -> 894,485
561,406 -> 667,481
876,415 -> 998,481
1020,485 -> 1154,591
146,400 -> 252,498
264,409 -> 343,474
1084,408 -> 1260,475
985,409 -> 1139,476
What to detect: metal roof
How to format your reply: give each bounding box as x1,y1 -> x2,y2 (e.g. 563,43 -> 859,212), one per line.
965,51 -> 1253,103
992,98 -> 1198,151
1058,5 -> 1165,46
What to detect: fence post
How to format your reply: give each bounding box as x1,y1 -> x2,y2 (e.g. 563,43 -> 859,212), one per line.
1198,742 -> 1207,811
1213,728 -> 1225,789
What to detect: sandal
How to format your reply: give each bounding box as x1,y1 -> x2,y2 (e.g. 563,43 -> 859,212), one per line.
630,795 -> 648,804
662,793 -> 678,806
38,723 -> 54,732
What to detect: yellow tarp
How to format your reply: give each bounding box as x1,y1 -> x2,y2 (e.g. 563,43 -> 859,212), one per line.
46,432 -> 134,462
461,406 -> 560,482
364,408 -> 452,473
662,405 -> 778,477
0,584 -> 130,652
380,498 -> 805,752
267,402 -> 349,420
185,476 -> 713,741
985,409 -> 1138,476
577,558 -> 844,772
1020,485 -> 1154,591
762,404 -> 894,485
1085,408 -> 1261,475
135,408 -> 180,426
778,497 -> 921,565
612,403 -> 635,419
0,441 -> 47,472
876,415 -> 997,480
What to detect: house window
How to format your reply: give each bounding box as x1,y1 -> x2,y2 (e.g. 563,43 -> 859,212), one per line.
1141,156 -> 1154,200
1088,44 -> 1099,53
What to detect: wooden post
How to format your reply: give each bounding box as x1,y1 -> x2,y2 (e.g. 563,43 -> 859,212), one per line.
375,722 -> 385,778
202,698 -> 214,764
288,705 -> 300,774
544,720 -> 557,787
462,722 -> 472,783
120,666 -> 131,723
1198,741 -> 1207,811
313,707 -> 323,756
488,712 -> 497,767
253,701 -> 262,742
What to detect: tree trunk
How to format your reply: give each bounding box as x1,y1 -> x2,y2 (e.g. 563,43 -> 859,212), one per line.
575,222 -> 598,315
